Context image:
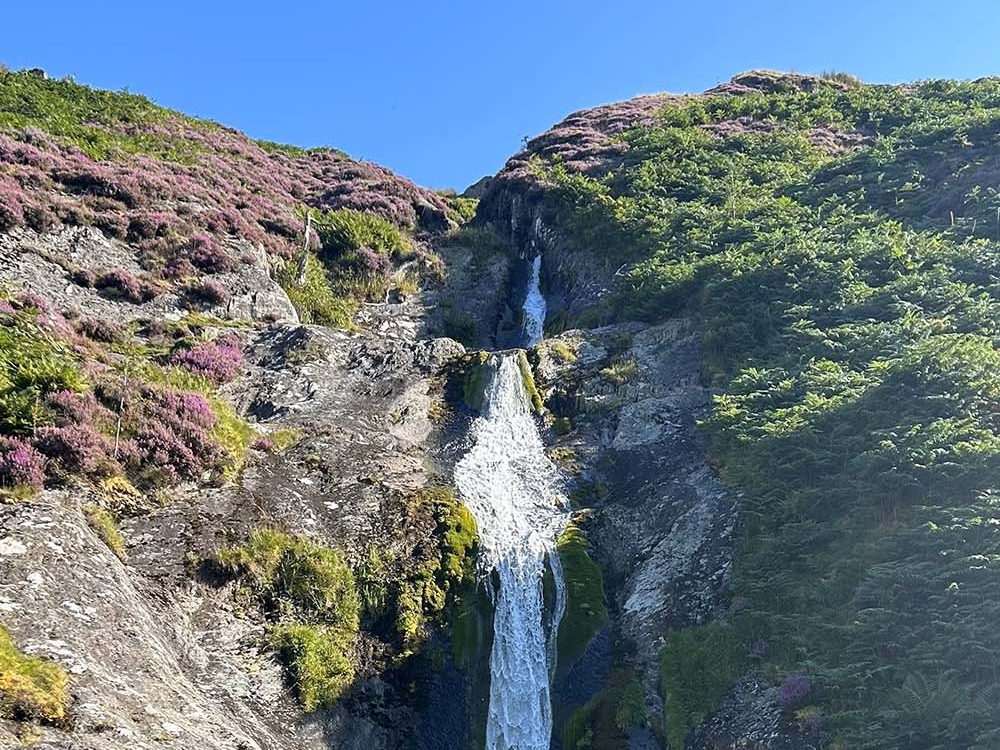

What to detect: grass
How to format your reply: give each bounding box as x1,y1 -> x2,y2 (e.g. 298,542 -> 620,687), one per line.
83,503 -> 126,560
599,358 -> 638,384
277,252 -> 358,329
0,626 -> 69,725
214,528 -> 360,627
213,528 -> 360,710
546,339 -> 578,364
267,427 -> 305,453
556,523 -> 607,673
270,624 -> 356,712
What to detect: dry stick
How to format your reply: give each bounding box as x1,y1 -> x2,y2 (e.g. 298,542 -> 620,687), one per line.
296,211 -> 313,286
113,369 -> 127,459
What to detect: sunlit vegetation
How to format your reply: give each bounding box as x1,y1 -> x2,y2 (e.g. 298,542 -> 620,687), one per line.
0,292 -> 255,493
0,626 -> 69,725
530,75 -> 1000,748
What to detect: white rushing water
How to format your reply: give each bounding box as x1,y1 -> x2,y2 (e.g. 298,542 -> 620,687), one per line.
455,357 -> 569,750
522,254 -> 547,347
454,254 -> 568,750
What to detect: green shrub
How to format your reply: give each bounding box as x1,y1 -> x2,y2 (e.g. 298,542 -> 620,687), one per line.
215,528 -> 360,628
527,76 -> 1000,748
0,317 -> 85,434
313,208 -> 410,257
440,194 -> 479,225
83,503 -> 126,560
277,253 -> 358,329
659,622 -> 748,750
0,625 -> 69,724
270,624 -> 355,712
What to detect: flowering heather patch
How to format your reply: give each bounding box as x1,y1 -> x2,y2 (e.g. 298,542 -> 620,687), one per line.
354,246 -> 393,279
184,232 -> 236,274
0,69 -> 451,281
34,423 -> 114,477
0,310 -> 243,488
251,437 -> 275,453
170,334 -> 244,384
0,436 -> 46,488
779,672 -> 812,706
76,316 -> 124,343
93,268 -> 159,303
120,386 -> 225,482
184,278 -> 229,306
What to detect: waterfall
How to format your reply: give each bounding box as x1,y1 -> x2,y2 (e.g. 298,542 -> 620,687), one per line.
522,254 -> 546,347
454,255 -> 568,750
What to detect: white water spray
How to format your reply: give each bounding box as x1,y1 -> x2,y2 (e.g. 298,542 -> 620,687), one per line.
454,254 -> 568,750
522,254 -> 547,347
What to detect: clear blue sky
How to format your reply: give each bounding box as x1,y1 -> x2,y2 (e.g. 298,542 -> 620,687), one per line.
4,1 -> 999,189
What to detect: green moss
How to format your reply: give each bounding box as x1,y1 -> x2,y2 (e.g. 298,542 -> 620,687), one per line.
270,624 -> 355,712
0,625 -> 69,724
266,427 -> 305,454
560,668 -> 645,749
83,503 -> 126,560
556,524 -> 607,673
659,622 -> 748,750
516,350 -> 544,413
396,487 -> 479,646
214,528 -> 360,629
451,586 -> 493,670
277,252 -> 358,329
461,351 -> 491,411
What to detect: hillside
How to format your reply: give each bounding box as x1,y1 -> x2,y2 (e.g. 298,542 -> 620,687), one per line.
478,69 -> 1000,749
1,64 -> 999,750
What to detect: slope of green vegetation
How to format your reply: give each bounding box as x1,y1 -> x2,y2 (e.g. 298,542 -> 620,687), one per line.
531,75 -> 1000,749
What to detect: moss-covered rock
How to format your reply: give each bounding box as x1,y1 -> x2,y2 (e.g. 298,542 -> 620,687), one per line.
0,625 -> 69,725
556,523 -> 607,673
516,349 -> 544,413
270,623 -> 356,712
460,351 -> 492,412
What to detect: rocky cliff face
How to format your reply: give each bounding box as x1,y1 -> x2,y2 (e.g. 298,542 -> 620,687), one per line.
0,233 -> 478,749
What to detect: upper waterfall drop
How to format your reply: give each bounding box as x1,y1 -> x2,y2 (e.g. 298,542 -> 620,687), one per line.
454,252 -> 569,750
522,254 -> 546,346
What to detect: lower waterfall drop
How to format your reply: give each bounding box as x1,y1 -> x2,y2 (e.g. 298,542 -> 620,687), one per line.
455,356 -> 569,750
455,254 -> 568,750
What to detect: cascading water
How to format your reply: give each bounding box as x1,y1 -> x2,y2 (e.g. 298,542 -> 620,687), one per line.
522,254 -> 547,347
454,254 -> 569,750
